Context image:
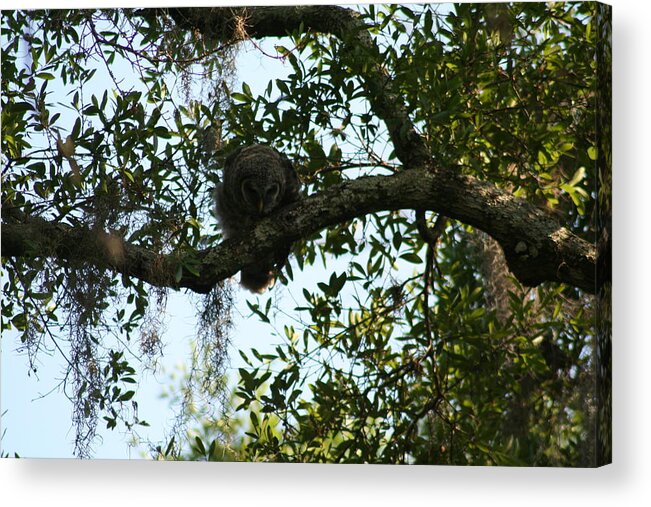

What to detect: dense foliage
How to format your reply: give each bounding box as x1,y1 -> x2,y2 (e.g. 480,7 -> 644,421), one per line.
1,3 -> 609,465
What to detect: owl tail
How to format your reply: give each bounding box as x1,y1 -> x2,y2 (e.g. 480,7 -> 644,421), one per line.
240,266 -> 274,293
240,245 -> 291,293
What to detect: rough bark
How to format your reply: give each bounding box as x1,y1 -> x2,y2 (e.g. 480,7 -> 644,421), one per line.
2,165 -> 597,294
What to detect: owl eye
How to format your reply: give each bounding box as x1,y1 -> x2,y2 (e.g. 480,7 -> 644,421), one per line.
266,183 -> 280,201
240,179 -> 261,209
241,179 -> 255,194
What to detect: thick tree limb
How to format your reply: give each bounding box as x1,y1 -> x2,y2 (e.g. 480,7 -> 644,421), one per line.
2,165 -> 597,294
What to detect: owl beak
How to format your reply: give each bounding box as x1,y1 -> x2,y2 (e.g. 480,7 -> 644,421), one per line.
257,197 -> 264,214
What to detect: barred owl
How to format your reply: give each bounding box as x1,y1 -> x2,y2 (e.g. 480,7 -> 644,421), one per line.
214,144 -> 301,293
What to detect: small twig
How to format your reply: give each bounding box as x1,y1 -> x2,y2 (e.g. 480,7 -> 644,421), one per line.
415,210 -> 447,277
88,15 -> 235,67
414,210 -> 449,397
415,211 -> 448,252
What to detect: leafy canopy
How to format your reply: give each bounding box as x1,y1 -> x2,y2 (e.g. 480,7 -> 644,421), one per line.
1,3 -> 602,464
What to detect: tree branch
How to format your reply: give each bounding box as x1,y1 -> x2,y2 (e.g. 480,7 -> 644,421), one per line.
2,165 -> 597,294
40,6 -> 594,294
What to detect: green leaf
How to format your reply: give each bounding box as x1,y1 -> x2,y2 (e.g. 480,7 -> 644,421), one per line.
165,437 -> 176,456
331,272 -> 346,295
8,101 -> 32,113
537,150 -> 548,165
118,390 -> 135,402
399,252 -> 422,264
568,167 -> 586,187
194,436 -> 206,455
587,146 -> 598,160
230,92 -> 249,102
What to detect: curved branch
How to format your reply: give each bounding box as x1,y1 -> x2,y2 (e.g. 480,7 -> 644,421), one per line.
2,166 -> 597,294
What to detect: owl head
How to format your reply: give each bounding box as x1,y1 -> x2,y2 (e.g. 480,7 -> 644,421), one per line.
223,144 -> 293,217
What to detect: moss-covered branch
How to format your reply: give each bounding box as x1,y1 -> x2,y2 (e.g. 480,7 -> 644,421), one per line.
2,165 -> 598,294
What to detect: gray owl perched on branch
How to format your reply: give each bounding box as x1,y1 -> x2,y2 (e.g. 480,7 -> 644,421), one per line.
214,144 -> 301,293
